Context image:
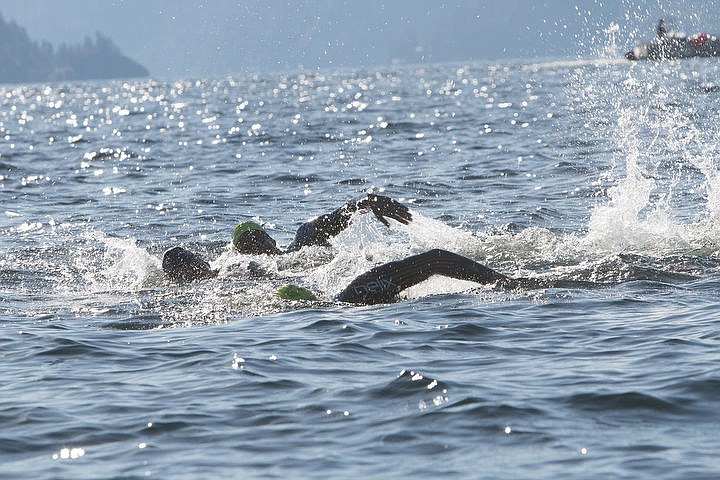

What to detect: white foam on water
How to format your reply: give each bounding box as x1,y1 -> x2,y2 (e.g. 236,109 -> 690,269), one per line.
75,230 -> 163,293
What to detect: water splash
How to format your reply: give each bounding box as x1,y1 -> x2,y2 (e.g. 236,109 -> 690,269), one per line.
74,230 -> 163,293
569,54 -> 720,258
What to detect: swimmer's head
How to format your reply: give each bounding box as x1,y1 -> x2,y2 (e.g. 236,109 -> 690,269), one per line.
232,221 -> 282,255
162,246 -> 218,283
276,284 -> 317,301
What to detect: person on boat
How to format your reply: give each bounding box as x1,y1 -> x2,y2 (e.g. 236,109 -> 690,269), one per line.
657,19 -> 667,40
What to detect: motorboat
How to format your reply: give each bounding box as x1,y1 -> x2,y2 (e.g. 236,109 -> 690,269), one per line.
625,19 -> 720,60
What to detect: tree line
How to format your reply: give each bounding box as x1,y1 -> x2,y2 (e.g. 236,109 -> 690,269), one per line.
0,13 -> 148,84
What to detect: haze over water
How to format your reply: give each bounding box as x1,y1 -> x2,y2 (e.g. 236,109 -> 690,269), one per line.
3,4 -> 720,480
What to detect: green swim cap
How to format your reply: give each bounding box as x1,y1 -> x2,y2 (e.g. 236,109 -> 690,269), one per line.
276,284 -> 318,301
232,221 -> 265,247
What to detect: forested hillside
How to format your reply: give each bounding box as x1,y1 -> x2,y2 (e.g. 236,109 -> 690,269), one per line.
0,13 -> 148,83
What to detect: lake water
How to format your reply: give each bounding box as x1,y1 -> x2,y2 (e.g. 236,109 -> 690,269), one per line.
2,57 -> 720,479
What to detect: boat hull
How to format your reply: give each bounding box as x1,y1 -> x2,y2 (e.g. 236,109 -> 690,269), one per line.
626,34 -> 720,60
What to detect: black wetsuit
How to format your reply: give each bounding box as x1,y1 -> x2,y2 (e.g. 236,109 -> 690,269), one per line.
162,245 -> 510,305
337,248 -> 509,304
161,196 -> 517,304
286,195 -> 410,252
230,194 -> 412,256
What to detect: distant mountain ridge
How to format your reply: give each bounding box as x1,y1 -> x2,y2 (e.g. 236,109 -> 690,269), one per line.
0,12 -> 148,84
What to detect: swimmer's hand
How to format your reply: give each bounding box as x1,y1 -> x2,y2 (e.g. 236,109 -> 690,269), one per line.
356,194 -> 412,227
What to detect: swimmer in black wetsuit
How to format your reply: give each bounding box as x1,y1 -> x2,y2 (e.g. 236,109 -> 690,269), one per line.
336,248 -> 509,304
162,193 -> 411,282
228,193 -> 412,255
163,244 -> 509,305
165,189 -> 664,302
161,194 -> 514,304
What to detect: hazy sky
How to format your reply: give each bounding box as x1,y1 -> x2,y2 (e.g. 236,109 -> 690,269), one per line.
1,0 -> 718,78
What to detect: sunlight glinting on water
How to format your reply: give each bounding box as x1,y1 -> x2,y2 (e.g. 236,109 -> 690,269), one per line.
5,16 -> 720,476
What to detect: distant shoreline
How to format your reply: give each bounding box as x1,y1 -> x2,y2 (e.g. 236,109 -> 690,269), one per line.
0,12 -> 148,84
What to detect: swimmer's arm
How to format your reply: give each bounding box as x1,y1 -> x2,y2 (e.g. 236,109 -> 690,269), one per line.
286,195 -> 412,252
337,248 -> 509,304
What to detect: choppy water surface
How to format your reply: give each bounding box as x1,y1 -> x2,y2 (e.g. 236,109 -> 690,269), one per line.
3,57 -> 720,479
